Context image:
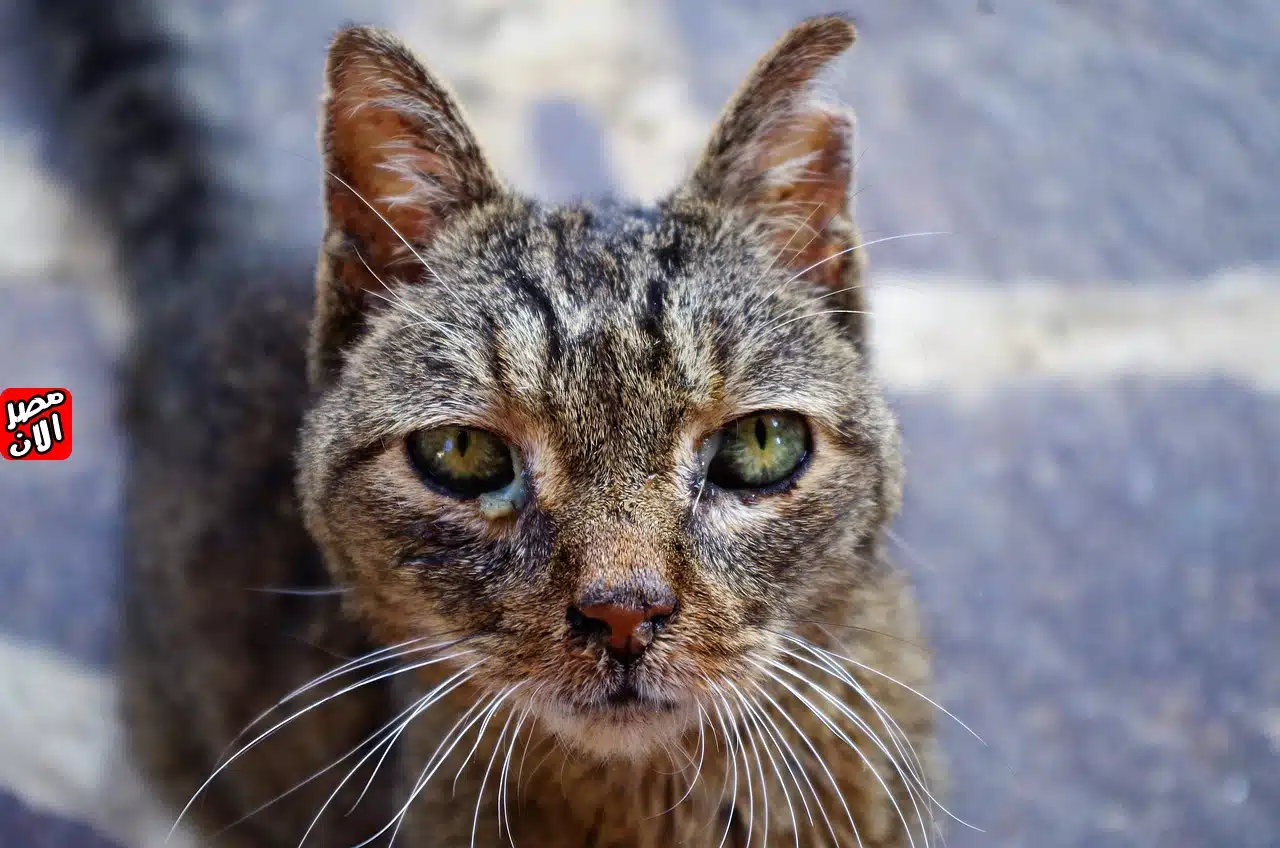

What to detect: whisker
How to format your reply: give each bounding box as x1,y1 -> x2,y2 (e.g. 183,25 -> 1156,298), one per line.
170,648 -> 475,840
361,687 -> 511,848
210,683 -> 444,837
780,643 -> 936,812
652,702 -> 709,818
498,703 -> 533,846
779,231 -> 949,290
766,620 -> 933,655
772,650 -> 938,844
779,637 -> 985,834
349,242 -> 466,343
767,308 -> 869,334
224,634 -> 466,759
471,701 -> 520,848
754,202 -> 826,288
454,685 -> 521,797
517,730 -> 555,800
325,170 -> 445,285
756,661 -> 924,848
731,682 -> 799,848
788,636 -> 985,746
711,683 -> 754,848
743,688 -> 816,837
751,681 -> 859,847
730,686 -> 770,845
295,666 -> 479,847
347,664 -> 484,816
245,586 -> 352,597
704,688 -> 740,848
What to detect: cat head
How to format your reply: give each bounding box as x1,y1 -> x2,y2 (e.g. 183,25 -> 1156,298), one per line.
298,15 -> 902,758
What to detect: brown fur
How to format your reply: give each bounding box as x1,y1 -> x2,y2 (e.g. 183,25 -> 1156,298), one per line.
119,14 -> 941,847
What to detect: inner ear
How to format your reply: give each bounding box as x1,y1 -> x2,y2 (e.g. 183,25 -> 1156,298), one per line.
311,26 -> 501,384
754,106 -> 857,292
675,16 -> 870,351
323,26 -> 499,289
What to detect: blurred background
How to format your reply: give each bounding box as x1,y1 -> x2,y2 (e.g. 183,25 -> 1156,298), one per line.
0,1 -> 1276,846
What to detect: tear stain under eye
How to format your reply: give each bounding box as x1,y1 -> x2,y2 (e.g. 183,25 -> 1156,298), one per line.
477,454 -> 529,519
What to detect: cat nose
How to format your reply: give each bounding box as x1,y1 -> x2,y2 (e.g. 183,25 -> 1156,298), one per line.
568,596 -> 677,661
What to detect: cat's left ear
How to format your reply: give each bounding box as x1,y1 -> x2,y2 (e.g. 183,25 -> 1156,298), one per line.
676,16 -> 869,350
312,26 -> 502,385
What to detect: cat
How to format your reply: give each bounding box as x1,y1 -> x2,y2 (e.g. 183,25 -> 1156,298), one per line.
24,0 -> 942,844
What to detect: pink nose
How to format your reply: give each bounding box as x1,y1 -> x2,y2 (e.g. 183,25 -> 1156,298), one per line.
570,600 -> 676,660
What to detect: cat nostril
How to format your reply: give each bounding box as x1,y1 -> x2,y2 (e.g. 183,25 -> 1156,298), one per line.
569,600 -> 676,660
566,605 -> 608,638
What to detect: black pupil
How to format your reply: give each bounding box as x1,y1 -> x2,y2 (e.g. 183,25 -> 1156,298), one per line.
407,427 -> 514,499
755,417 -> 768,449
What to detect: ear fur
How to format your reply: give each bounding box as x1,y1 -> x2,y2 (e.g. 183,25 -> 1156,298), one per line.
311,26 -> 500,385
678,16 -> 871,351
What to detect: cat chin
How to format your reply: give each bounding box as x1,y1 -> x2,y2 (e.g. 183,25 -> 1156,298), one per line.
540,704 -> 696,761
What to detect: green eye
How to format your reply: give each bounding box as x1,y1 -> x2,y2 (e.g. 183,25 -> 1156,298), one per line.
407,426 -> 520,502
706,412 -> 810,490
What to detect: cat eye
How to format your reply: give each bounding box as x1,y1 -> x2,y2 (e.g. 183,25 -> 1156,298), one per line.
706,411 -> 811,491
406,426 -> 522,503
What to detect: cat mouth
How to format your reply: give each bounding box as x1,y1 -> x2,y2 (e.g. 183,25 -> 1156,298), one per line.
572,684 -> 680,717
540,684 -> 693,757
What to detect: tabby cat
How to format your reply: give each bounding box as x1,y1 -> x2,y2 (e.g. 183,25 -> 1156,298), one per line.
26,0 -> 942,844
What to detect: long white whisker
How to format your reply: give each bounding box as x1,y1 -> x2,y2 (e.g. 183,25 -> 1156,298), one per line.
770,652 -> 934,846
346,664 -> 483,815
712,684 -> 754,848
732,682 -> 798,848
767,308 -> 870,334
499,699 -> 536,846
752,682 -> 861,848
760,231 -> 945,331
781,637 -> 984,834
454,685 -> 521,796
780,641 -> 947,827
705,688 -> 740,848
730,686 -> 770,845
170,649 -> 474,840
325,170 -> 446,284
297,666 -> 479,847
744,688 -> 815,836
757,661 -> 921,848
754,203 -> 826,289
222,636 -> 455,760
472,702 -> 520,848
789,636 -> 985,745
780,231 -> 949,289
654,702 -> 708,818
361,687 -> 512,848
210,680 -> 445,837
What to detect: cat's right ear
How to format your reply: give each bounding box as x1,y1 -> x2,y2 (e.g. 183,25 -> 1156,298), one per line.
312,26 -> 501,385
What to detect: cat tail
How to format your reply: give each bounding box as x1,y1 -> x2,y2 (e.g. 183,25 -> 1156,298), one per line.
15,0 -> 266,309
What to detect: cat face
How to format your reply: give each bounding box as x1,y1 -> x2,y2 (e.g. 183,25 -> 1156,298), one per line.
298,17 -> 901,758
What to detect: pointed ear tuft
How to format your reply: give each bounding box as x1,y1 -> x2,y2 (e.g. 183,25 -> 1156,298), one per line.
685,15 -> 855,201
678,16 -> 871,350
323,26 -> 499,278
312,26 -> 499,383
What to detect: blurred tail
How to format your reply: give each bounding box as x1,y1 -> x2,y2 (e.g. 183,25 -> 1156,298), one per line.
16,0 -> 254,307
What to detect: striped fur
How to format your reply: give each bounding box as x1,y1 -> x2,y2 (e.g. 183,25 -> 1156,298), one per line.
24,3 -> 940,845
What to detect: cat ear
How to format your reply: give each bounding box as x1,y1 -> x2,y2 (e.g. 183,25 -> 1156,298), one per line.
312,26 -> 500,383
678,16 -> 870,350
